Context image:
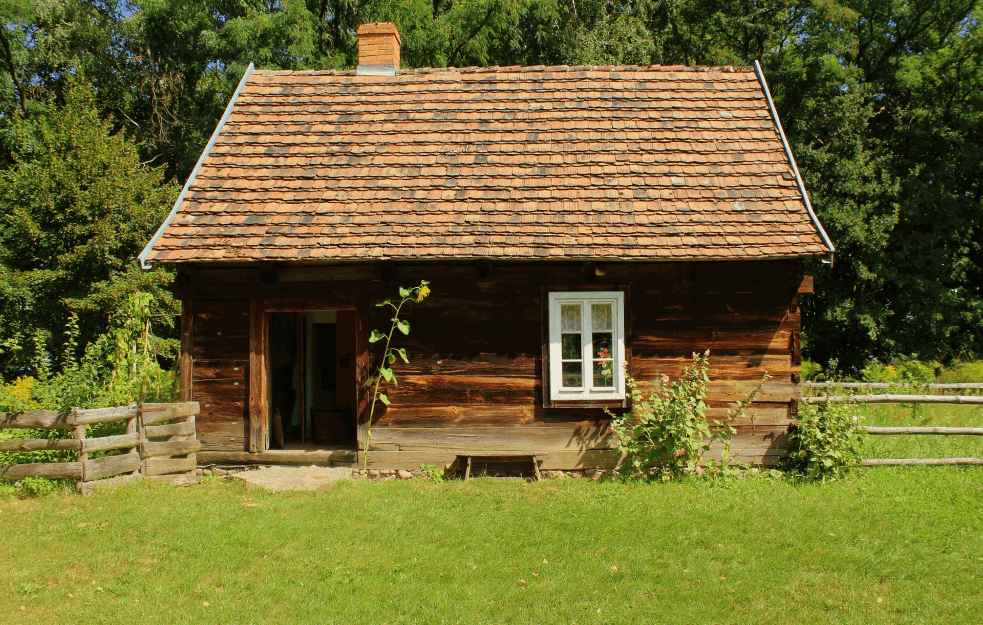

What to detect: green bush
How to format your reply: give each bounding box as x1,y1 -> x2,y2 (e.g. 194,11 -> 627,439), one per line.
608,351 -> 764,481
786,402 -> 864,480
938,360 -> 983,383
861,357 -> 939,384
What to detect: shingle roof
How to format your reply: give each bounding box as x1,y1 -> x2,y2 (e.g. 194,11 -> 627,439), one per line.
142,64 -> 832,263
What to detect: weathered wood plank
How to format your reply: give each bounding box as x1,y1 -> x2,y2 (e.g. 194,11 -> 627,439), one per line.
84,452 -> 142,481
198,449 -> 356,465
146,455 -> 197,476
74,405 -> 140,425
79,472 -> 142,495
0,462 -> 83,480
368,424 -> 614,452
145,421 -> 196,439
250,298 -> 270,452
180,299 -> 194,402
0,438 -> 81,452
263,296 -> 359,312
0,411 -> 74,429
140,402 -> 200,425
82,432 -> 140,454
148,473 -> 202,486
143,440 -> 202,459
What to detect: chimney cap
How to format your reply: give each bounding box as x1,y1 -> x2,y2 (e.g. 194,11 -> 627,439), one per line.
357,22 -> 401,45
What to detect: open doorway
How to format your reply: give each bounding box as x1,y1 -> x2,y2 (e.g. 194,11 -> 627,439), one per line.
268,311 -> 357,449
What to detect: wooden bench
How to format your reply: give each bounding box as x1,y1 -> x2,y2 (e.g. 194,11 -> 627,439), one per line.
456,453 -> 546,481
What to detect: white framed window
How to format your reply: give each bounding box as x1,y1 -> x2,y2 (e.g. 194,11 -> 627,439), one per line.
548,291 -> 626,402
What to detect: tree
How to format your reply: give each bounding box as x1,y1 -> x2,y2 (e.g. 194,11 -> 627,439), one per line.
0,79 -> 177,378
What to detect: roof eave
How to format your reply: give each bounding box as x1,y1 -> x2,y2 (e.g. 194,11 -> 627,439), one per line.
139,62 -> 256,269
753,60 -> 835,265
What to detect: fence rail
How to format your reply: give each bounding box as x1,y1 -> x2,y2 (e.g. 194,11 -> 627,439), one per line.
0,402 -> 200,494
802,383 -> 983,468
803,394 -> 983,405
804,382 -> 983,390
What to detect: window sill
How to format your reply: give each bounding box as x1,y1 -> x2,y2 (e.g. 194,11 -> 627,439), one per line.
547,398 -> 627,410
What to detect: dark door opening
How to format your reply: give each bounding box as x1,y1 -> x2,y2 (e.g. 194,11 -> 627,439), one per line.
268,311 -> 357,449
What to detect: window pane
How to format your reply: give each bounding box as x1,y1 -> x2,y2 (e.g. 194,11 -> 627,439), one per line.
561,333 -> 581,360
592,333 -> 613,359
560,304 -> 581,332
593,360 -> 614,388
561,362 -> 583,388
591,303 -> 612,332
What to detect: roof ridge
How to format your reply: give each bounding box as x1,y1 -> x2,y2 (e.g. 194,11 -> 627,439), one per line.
255,64 -> 754,77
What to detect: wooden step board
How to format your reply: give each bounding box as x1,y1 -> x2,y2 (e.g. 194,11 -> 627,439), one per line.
457,453 -> 546,481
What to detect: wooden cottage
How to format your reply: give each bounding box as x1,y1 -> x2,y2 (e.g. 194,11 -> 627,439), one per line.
139,23 -> 834,470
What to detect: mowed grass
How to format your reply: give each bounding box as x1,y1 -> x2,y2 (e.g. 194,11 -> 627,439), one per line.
1,463 -> 981,625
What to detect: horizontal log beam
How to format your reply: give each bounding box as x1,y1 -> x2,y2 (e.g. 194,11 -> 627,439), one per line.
82,432 -> 140,454
864,426 -> 983,436
144,421 -> 196,439
0,438 -> 81,452
862,458 -> 983,466
74,405 -> 139,425
140,402 -> 199,425
85,452 -> 142,481
79,472 -> 141,496
0,462 -> 83,480
1,403 -> 199,430
803,395 -> 983,405
145,455 -> 197,476
142,440 -> 202,459
0,411 -> 73,429
197,450 -> 356,465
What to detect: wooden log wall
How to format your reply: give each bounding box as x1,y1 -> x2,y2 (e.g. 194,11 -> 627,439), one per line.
190,301 -> 250,451
177,261 -> 805,467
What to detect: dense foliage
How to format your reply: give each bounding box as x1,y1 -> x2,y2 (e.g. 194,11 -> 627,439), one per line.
0,0 -> 980,379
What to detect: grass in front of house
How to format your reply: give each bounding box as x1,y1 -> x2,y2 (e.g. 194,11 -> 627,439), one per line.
1,465 -> 981,625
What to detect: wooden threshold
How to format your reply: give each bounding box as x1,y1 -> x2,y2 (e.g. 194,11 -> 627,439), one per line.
198,449 -> 357,466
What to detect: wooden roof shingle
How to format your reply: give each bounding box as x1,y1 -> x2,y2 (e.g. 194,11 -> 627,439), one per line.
141,63 -> 833,264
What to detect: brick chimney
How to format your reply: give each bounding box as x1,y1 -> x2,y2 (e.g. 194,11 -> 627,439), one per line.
357,22 -> 401,76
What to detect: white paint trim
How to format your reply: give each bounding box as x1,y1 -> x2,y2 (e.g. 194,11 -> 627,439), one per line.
753,60 -> 835,263
138,63 -> 256,269
548,291 -> 626,402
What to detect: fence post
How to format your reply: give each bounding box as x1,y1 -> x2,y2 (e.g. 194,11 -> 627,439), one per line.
74,413 -> 87,494
138,403 -> 148,478
126,406 -> 140,479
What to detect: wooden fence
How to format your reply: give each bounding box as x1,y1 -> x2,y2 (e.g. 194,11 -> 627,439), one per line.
0,402 -> 200,494
802,383 -> 983,467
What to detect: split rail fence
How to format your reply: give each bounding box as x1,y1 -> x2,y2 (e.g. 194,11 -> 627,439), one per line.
0,402 -> 200,494
802,382 -> 983,466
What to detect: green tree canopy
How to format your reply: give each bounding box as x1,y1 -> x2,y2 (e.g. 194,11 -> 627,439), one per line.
0,0 -> 979,374
0,80 -> 176,376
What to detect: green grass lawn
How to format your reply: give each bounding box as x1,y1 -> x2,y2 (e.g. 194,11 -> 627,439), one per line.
1,465 -> 981,625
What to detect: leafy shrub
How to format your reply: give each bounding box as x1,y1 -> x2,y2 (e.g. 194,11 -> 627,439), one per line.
801,360 -> 824,381
938,360 -> 983,383
785,402 -> 864,480
16,476 -> 58,497
861,357 -> 939,384
608,351 -> 764,481
419,464 -> 445,482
